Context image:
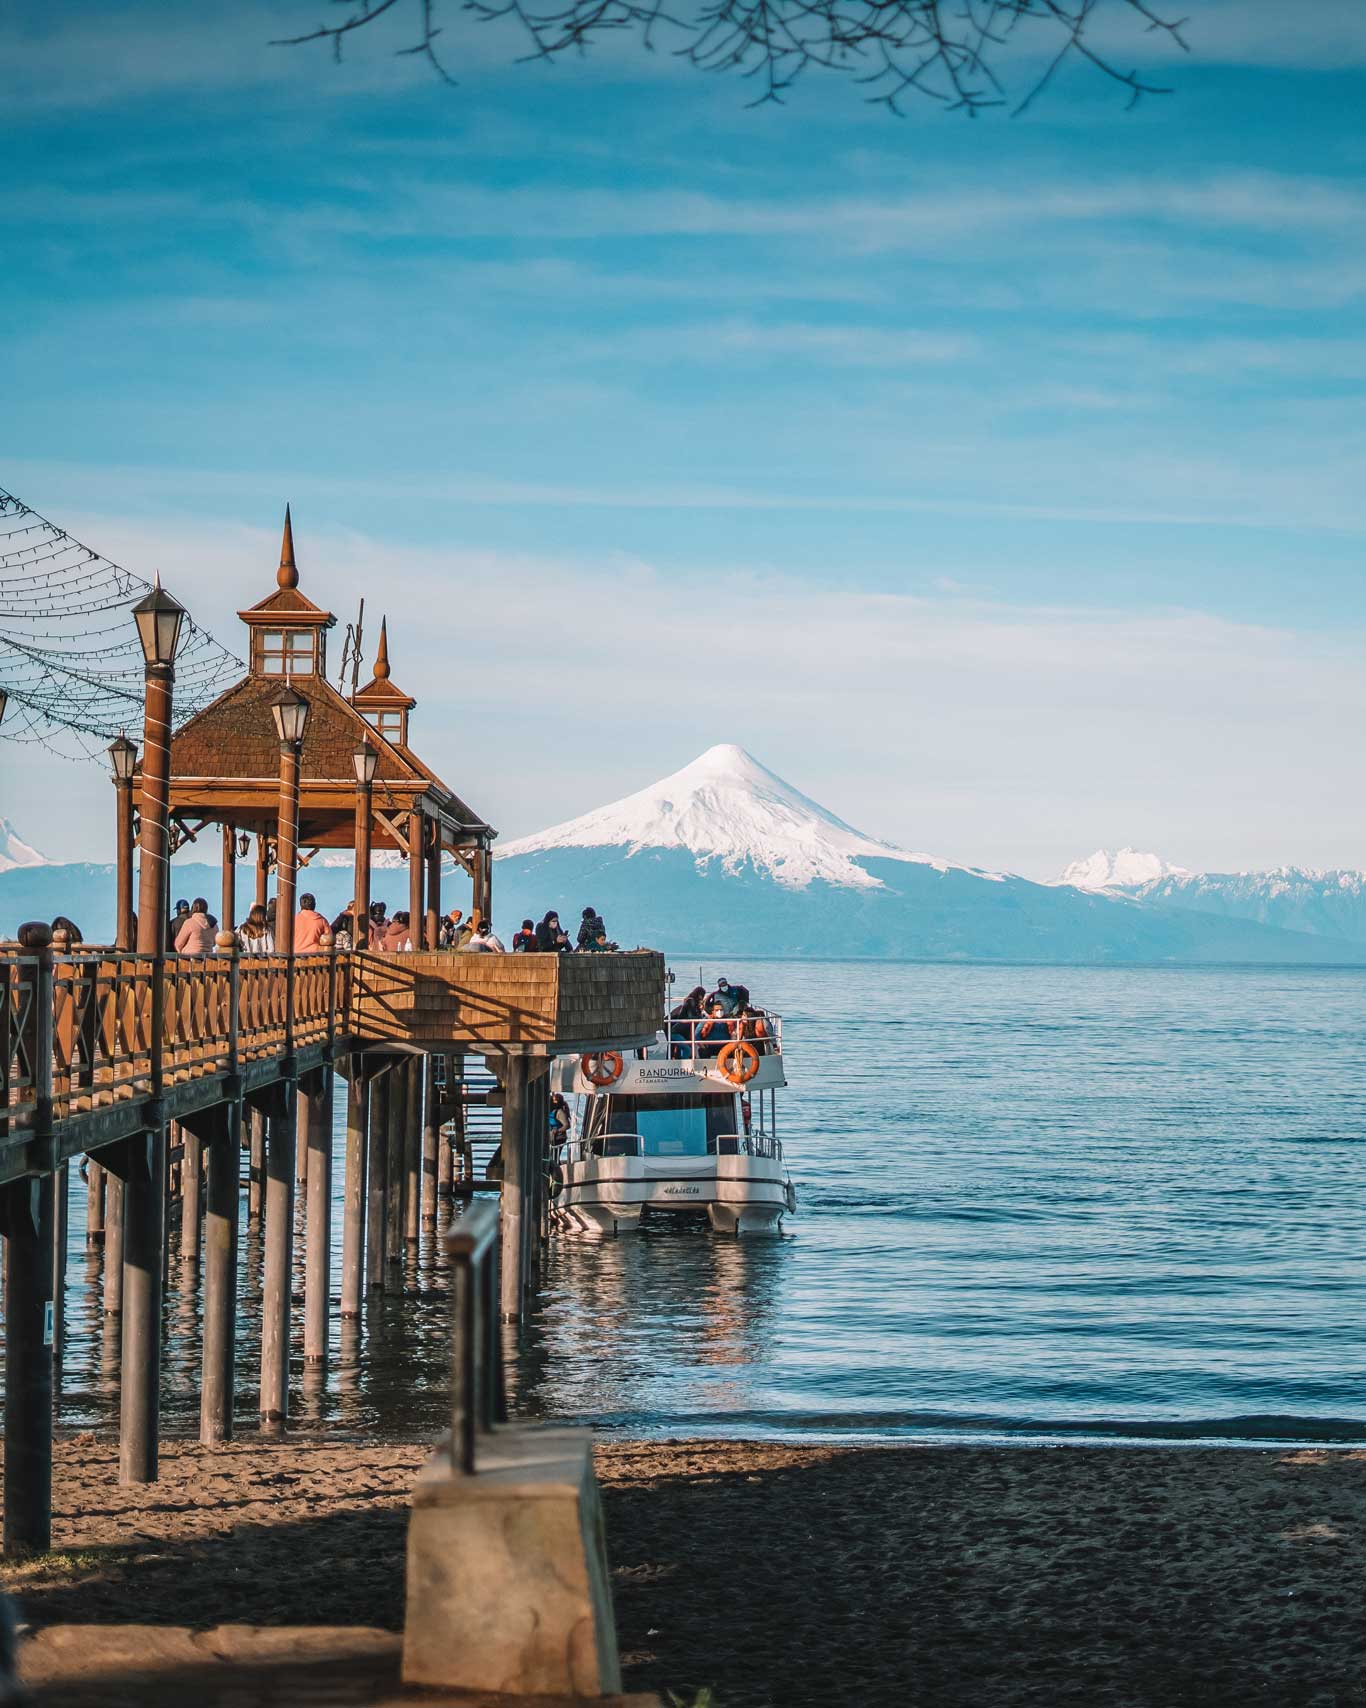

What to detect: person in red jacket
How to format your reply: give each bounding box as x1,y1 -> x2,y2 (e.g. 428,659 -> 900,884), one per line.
293,892 -> 330,953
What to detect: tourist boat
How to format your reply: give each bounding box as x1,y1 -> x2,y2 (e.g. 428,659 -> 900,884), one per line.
549,1001 -> 794,1236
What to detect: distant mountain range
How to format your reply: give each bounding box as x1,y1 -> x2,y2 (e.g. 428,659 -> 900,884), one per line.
493,747 -> 1362,963
4,752 -> 1364,963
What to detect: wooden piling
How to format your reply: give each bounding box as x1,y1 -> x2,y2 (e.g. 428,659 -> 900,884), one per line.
3,1175 -> 55,1555
104,1173 -> 124,1314
295,1073 -> 311,1195
421,1055 -> 440,1228
86,1159 -> 106,1243
341,1057 -> 368,1318
405,1055 -> 421,1246
498,1057 -> 529,1321
52,1161 -> 68,1367
385,1064 -> 406,1292
304,1077 -> 332,1363
248,1106 -> 265,1223
120,1127 -> 167,1484
260,1100 -> 296,1430
366,1070 -> 390,1294
200,1111 -> 239,1444
180,1126 -> 202,1267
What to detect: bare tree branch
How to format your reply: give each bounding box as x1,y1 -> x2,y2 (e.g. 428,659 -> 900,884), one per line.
272,0 -> 1189,110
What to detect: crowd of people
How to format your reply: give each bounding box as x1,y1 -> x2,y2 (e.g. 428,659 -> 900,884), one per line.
40,899 -> 622,959
667,977 -> 773,1058
153,897 -> 621,957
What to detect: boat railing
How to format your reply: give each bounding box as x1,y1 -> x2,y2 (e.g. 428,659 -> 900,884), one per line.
711,1132 -> 783,1160
656,1010 -> 782,1064
559,1131 -> 782,1162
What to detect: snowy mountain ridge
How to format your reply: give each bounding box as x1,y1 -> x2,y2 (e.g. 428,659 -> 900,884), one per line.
1059,847 -> 1189,891
497,743 -> 999,892
0,818 -> 48,875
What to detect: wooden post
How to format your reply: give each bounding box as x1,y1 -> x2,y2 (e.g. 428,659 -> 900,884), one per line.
248,1107 -> 265,1222
255,832 -> 269,909
114,772 -> 136,952
366,1069 -> 390,1295
181,1126 -> 202,1267
52,1161 -> 68,1367
498,1056 -> 529,1321
304,1077 -> 332,1363
136,658 -> 173,957
275,739 -> 301,957
437,1077 -> 455,1204
341,1057 -> 368,1318
385,1063 -> 406,1293
86,1159 -> 105,1243
405,1055 -> 422,1246
260,1096 -> 296,1430
200,1106 -> 239,1444
221,823 -> 237,934
354,772 -> 372,949
3,1176 -> 55,1554
120,1127 -> 166,1483
422,1055 -> 441,1226
104,1174 -> 124,1313
425,838 -> 440,952
296,1076 -> 311,1196
408,809 -> 425,948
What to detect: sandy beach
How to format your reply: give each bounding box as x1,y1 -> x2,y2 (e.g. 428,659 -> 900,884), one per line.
5,1434 -> 1365,1707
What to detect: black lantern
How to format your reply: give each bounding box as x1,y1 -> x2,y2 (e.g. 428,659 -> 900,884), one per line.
0,686 -> 8,726
353,739 -> 378,786
269,682 -> 310,746
131,579 -> 186,666
108,732 -> 137,783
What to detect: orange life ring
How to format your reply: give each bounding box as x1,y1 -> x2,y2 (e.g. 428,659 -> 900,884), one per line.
718,1041 -> 761,1085
581,1050 -> 624,1087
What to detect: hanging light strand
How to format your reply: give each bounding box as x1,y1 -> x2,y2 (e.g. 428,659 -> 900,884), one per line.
0,484 -> 243,753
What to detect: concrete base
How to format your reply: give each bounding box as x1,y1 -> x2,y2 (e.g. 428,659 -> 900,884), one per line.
402,1424 -> 622,1699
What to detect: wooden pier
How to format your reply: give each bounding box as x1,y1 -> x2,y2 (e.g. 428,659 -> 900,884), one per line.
0,511 -> 667,1555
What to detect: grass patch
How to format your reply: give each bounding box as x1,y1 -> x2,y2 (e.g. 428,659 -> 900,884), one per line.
0,1548 -> 110,1585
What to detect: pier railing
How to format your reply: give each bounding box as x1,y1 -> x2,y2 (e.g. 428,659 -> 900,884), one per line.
443,1199 -> 507,1474
2,940 -> 351,1139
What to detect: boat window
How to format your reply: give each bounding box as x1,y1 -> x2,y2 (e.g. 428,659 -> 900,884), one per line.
604,1093 -> 734,1157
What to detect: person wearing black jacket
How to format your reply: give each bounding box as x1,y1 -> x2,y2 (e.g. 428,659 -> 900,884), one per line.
577,906 -> 608,949
535,911 -> 570,952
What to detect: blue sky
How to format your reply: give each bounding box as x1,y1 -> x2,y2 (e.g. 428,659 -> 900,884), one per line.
4,0 -> 1366,877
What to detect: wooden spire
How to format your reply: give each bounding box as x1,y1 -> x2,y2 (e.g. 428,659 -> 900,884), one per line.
277,505 -> 298,590
374,616 -> 391,681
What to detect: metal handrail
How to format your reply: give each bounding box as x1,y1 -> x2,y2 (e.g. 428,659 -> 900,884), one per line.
662,1011 -> 782,1063
443,1199 -> 507,1475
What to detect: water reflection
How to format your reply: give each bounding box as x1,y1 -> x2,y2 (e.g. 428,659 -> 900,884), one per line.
34,963 -> 1366,1443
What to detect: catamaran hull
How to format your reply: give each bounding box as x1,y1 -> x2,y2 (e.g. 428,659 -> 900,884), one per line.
553,1157 -> 789,1236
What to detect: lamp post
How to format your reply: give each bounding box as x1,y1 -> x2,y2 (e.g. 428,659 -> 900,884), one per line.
261,683 -> 309,1431
109,735 -> 137,952
353,739 -> 376,948
269,685 -> 310,956
121,579 -> 184,1487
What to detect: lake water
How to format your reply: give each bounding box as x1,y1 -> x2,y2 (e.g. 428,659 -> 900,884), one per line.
50,960 -> 1366,1445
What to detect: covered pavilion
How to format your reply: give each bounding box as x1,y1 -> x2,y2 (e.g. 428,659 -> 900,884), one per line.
161,509 -> 495,943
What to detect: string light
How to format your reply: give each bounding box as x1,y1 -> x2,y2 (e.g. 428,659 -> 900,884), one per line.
0,484 -> 242,756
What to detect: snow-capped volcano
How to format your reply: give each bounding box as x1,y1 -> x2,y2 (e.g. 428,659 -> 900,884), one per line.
1060,847 -> 1189,891
497,744 -> 989,891
0,819 -> 48,875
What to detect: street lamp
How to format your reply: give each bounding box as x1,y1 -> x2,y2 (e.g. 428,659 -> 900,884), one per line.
132,582 -> 186,668
270,684 -> 310,956
352,740 -> 376,949
132,581 -> 185,960
122,578 -> 185,1490
109,734 -> 138,950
